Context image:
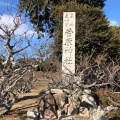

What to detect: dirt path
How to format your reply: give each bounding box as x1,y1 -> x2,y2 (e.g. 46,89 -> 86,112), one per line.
0,71 -> 61,120
0,87 -> 45,120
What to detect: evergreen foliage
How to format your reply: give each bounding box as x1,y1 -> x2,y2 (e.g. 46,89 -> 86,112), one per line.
19,0 -> 106,38
108,26 -> 120,57
19,0 -> 120,60
51,1 -> 111,61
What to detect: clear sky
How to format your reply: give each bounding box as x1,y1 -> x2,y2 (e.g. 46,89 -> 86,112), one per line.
104,0 -> 120,26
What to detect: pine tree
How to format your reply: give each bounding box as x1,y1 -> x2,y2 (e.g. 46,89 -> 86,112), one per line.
19,0 -> 113,61
19,0 -> 106,37
51,1 -> 111,61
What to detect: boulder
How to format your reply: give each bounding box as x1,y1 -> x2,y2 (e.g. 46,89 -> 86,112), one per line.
53,93 -> 68,109
89,105 -> 118,120
38,88 -> 79,119
89,106 -> 108,120
38,93 -> 58,119
67,98 -> 78,115
80,94 -> 97,109
38,88 -> 99,119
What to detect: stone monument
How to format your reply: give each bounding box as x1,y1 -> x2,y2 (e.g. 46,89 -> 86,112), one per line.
62,12 -> 76,74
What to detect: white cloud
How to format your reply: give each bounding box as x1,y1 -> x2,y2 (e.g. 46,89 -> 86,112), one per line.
109,19 -> 119,26
0,14 -> 37,37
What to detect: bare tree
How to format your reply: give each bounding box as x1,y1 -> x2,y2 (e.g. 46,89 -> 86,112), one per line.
34,53 -> 119,119
42,54 -> 120,107
0,13 -> 37,114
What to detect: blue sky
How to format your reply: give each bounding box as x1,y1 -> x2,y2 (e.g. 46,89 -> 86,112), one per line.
0,0 -> 36,37
104,0 -> 120,26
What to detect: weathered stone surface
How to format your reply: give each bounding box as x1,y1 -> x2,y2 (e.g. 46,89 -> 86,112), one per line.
27,110 -> 39,119
81,94 -> 97,108
83,89 -> 91,95
59,115 -> 89,120
59,115 -> 74,120
89,106 -> 108,120
50,89 -> 70,94
79,108 -> 89,117
63,103 -> 69,115
57,109 -> 62,118
53,93 -> 68,109
50,89 -> 64,94
38,88 -> 95,119
89,105 -> 118,120
39,93 -> 58,119
67,98 -> 78,115
38,88 -> 115,120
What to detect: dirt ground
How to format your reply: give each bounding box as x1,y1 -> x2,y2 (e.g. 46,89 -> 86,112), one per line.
0,71 -> 62,120
0,88 -> 42,120
0,71 -> 50,120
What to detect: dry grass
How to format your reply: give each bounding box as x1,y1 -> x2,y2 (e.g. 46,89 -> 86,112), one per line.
0,72 -> 48,120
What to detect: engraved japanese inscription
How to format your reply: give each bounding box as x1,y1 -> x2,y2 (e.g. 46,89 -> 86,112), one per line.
62,12 -> 76,74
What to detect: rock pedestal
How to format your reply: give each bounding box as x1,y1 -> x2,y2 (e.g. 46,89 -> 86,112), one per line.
37,89 -> 117,120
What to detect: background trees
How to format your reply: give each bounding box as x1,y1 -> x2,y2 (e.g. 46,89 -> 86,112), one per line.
18,0 -> 120,102
52,1 -> 111,61
108,26 -> 120,58
19,0 -> 106,36
19,0 -> 118,62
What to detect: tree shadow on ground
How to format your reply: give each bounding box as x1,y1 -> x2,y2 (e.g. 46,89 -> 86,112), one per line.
109,117 -> 120,120
16,94 -> 40,103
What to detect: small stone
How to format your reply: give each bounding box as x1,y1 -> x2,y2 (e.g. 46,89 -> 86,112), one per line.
79,108 -> 89,117
83,89 -> 91,95
27,110 -> 39,119
81,94 -> 97,108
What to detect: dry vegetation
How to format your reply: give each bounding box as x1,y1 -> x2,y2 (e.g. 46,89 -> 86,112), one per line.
0,71 -> 61,120
96,88 -> 120,120
0,71 -> 119,120
0,72 -> 48,120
